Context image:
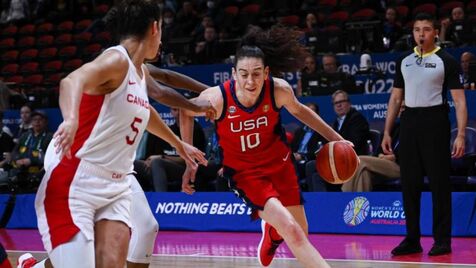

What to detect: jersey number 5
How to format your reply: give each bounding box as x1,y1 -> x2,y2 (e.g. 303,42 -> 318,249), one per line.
240,133 -> 260,152
126,117 -> 143,145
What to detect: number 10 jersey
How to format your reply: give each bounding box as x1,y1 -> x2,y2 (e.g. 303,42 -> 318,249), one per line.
215,77 -> 290,171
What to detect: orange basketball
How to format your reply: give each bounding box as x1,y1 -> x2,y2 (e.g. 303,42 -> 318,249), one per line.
315,141 -> 360,184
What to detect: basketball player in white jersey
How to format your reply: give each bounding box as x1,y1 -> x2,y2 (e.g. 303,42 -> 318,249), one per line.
123,64 -> 211,268
17,1 -> 208,267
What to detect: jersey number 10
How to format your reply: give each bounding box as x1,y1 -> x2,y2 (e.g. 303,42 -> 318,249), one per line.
240,133 -> 260,152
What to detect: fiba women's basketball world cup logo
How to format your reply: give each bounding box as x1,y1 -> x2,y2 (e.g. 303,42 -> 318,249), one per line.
343,196 -> 370,226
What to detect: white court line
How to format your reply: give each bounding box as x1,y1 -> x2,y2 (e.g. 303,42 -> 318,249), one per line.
8,250 -> 475,267
152,252 -> 475,267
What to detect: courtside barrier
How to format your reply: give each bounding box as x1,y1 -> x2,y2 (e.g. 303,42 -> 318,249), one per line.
3,192 -> 475,236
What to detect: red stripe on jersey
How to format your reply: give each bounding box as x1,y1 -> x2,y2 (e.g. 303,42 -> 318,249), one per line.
45,93 -> 105,250
216,77 -> 290,171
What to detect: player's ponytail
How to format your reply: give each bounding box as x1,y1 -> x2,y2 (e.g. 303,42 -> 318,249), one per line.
236,25 -> 309,76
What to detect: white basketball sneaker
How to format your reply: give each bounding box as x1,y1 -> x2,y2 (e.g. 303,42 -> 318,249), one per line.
16,253 -> 37,268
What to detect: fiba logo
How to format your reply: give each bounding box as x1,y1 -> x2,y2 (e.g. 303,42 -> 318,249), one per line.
343,196 -> 370,226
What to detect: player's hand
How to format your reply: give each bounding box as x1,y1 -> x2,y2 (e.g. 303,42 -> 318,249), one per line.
338,139 -> 354,147
452,135 -> 465,158
182,163 -> 197,195
53,119 -> 78,159
381,133 -> 393,155
176,141 -> 202,194
190,98 -> 217,121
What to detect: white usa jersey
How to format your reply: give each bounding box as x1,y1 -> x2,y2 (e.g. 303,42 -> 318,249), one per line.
73,45 -> 150,174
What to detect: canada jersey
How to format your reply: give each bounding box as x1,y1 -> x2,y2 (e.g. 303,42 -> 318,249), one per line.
216,77 -> 290,170
74,45 -> 150,174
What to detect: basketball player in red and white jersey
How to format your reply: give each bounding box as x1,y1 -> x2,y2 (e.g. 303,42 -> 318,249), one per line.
182,26 -> 350,267
17,1 -> 207,268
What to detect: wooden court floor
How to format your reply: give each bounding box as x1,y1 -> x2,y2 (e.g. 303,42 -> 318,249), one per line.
6,252 -> 476,268
2,229 -> 475,267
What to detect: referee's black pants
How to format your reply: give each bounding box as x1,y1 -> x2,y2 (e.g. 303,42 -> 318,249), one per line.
399,105 -> 452,245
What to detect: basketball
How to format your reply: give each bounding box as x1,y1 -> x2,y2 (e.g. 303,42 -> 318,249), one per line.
315,141 -> 360,184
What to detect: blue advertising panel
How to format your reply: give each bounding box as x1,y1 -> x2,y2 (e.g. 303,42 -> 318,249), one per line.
3,192 -> 475,236
143,192 -> 476,236
6,194 -> 37,228
145,192 -> 260,232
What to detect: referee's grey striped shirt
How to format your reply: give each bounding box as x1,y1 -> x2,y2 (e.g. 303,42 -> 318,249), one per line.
393,46 -> 462,108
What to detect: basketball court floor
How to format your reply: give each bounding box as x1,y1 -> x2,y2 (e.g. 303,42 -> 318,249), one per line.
1,229 -> 475,267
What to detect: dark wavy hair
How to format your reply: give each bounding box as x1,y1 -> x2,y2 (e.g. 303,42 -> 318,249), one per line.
235,25 -> 310,76
414,12 -> 438,29
104,0 -> 161,42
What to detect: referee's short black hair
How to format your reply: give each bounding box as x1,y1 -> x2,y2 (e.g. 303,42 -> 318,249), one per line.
414,12 -> 438,29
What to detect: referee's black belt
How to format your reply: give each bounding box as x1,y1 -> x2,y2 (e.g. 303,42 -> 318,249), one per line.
404,104 -> 449,114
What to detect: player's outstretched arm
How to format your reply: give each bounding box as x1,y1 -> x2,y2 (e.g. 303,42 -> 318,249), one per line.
146,63 -> 209,93
144,69 -> 217,118
273,78 -> 344,143
182,86 -> 223,118
55,50 -> 128,159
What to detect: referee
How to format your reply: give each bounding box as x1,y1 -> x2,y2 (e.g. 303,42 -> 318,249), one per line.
382,13 -> 467,257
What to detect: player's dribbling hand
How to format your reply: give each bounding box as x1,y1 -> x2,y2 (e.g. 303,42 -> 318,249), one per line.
54,119 -> 78,159
338,139 -> 354,147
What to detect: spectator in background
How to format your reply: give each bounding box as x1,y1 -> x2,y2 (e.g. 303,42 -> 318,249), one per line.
193,26 -> 225,64
161,8 -> 182,48
14,104 -> 32,143
306,90 -> 370,191
147,107 -> 206,192
158,0 -> 176,13
290,103 -> 325,181
439,7 -> 472,47
315,53 -> 359,95
202,0 -> 224,26
176,1 -> 199,36
460,51 -> 475,90
200,122 -> 224,191
330,90 -> 370,155
382,7 -> 403,51
302,12 -> 324,56
297,56 -> 320,96
1,0 -> 30,24
0,0 -> 9,24
9,110 -> 52,190
342,104 -> 404,192
0,111 -> 13,138
191,15 -> 214,41
0,111 -> 14,169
